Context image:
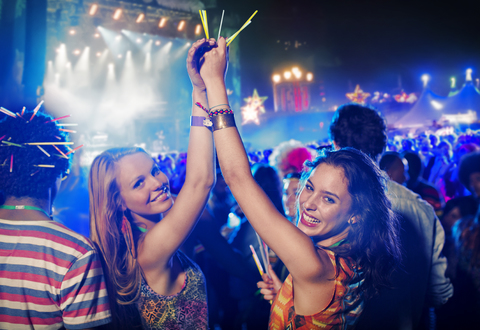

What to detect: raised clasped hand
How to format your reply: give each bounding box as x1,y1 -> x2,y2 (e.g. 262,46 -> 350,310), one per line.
198,37 -> 228,86
186,38 -> 217,92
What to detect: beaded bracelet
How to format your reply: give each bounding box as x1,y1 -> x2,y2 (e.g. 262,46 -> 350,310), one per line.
209,108 -> 234,118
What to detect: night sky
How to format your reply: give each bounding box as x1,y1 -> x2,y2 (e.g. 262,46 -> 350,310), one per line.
215,0 -> 480,108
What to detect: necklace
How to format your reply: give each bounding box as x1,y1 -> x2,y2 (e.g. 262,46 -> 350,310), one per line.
0,205 -> 51,218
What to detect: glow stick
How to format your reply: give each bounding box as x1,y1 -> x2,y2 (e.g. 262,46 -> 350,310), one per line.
0,135 -> 5,141
59,129 -> 77,133
46,114 -> 71,123
30,170 -> 40,176
37,145 -> 51,157
10,154 -> 13,172
53,145 -> 68,159
29,100 -> 44,121
249,244 -> 264,276
218,10 -> 225,39
57,123 -> 78,126
0,107 -> 17,118
204,11 -> 209,39
21,107 -> 25,116
16,113 -> 26,120
226,21 -> 252,46
199,10 -> 209,39
263,241 -> 271,272
65,144 -> 84,156
255,232 -> 269,275
25,142 -> 74,145
33,164 -> 55,168
2,141 -> 24,147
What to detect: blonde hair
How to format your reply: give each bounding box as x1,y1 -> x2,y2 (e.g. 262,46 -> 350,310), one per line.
89,147 -> 146,308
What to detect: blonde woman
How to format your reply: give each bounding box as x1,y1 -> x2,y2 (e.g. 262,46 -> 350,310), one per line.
89,38 -> 216,329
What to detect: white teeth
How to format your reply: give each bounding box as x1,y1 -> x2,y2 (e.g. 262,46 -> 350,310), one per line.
303,213 -> 320,224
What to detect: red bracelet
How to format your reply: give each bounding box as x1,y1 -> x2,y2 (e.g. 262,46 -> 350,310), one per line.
195,102 -> 209,114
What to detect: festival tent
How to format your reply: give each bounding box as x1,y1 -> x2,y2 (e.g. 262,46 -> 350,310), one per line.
394,88 -> 446,128
443,81 -> 480,115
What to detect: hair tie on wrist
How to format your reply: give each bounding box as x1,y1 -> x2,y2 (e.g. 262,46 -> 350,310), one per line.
209,103 -> 230,111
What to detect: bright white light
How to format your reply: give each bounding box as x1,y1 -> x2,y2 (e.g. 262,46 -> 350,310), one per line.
136,13 -> 145,23
177,20 -> 186,31
292,67 -> 300,74
89,4 -> 98,16
306,72 -> 313,81
136,38 -> 142,43
466,68 -> 473,81
73,49 -> 80,55
430,100 -> 443,110
159,17 -> 167,28
96,52 -> 101,57
115,35 -> 122,41
94,33 -> 100,38
284,71 -> 292,79
69,29 -> 76,35
272,74 -> 281,83
421,74 -> 430,86
113,9 -> 122,20
117,54 -> 122,58
195,24 -> 202,35
450,77 -> 456,88
155,40 -> 161,46
293,70 -> 302,79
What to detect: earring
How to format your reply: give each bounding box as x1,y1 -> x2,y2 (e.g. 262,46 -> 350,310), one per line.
121,215 -> 136,259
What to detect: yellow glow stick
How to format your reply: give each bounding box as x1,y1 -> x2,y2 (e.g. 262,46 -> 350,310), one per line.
204,11 -> 209,39
226,21 -> 252,46
249,244 -> 264,276
199,10 -> 209,39
33,164 -> 55,168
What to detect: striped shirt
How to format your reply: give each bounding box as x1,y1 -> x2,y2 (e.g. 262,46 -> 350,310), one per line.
0,219 -> 111,329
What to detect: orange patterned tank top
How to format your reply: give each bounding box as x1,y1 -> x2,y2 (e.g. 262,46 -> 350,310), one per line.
269,248 -> 364,330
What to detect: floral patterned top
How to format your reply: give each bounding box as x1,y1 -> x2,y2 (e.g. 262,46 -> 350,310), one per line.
137,250 -> 208,329
269,247 -> 364,330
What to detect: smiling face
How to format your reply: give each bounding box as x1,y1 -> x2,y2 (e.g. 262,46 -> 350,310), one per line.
116,152 -> 172,223
297,163 -> 354,245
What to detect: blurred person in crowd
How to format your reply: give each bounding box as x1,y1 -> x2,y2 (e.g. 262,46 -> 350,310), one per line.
88,39 -> 216,329
439,151 -> 480,328
282,172 -> 302,224
379,151 -> 408,185
403,151 -> 444,216
329,103 -> 453,330
0,109 -> 111,328
437,143 -> 480,201
201,42 -> 401,329
268,139 -> 314,179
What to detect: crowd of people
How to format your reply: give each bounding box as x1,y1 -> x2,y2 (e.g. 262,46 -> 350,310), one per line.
1,37 -> 480,330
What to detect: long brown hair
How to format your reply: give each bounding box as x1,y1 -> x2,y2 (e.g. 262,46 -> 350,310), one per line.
89,147 -> 146,328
